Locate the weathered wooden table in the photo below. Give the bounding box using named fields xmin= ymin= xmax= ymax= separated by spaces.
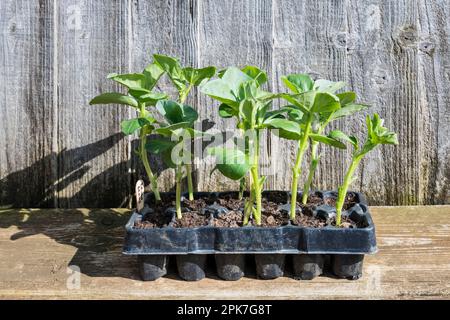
xmin=0 ymin=206 xmax=449 ymax=299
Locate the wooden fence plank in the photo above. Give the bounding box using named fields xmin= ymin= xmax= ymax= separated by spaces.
xmin=0 ymin=0 xmax=56 ymax=208
xmin=129 ymin=0 xmax=199 ymax=192
xmin=56 ymin=0 xmax=130 ymax=207
xmin=417 ymin=0 xmax=450 ymax=204
xmin=0 ymin=0 xmax=449 ymax=207
xmin=351 ymin=0 xmax=421 ymax=205
xmin=196 ymin=0 xmax=274 ymax=192
xmin=272 ymin=0 xmax=350 ymax=193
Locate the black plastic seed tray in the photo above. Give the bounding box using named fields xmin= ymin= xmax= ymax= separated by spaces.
xmin=123 ymin=191 xmax=376 ymax=281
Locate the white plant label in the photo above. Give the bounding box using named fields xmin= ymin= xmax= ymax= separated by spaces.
xmin=136 ymin=180 xmax=145 ymax=212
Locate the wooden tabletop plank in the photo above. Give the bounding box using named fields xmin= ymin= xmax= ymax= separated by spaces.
xmin=0 ymin=206 xmax=449 ymax=300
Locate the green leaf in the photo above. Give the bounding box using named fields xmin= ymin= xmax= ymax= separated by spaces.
xmin=107 ymin=73 xmax=146 ymax=89
xmin=201 ymin=79 xmax=237 ymax=106
xmin=263 ymin=108 xmax=288 ymax=121
xmin=311 ymin=92 xmax=340 ymax=113
xmin=336 ymin=92 xmax=356 ymax=105
xmin=183 ymin=66 xmax=216 ymax=86
xmin=241 ymin=66 xmax=268 ymax=86
xmin=284 ymin=107 xmax=304 ymax=122
xmin=329 ymin=130 xmax=358 ymax=148
xmin=256 ymin=90 xmax=281 ymax=101
xmin=134 ymin=91 xmax=167 ymax=105
xmin=181 ymin=104 xmax=199 ymax=123
xmin=217 ymin=68 xmax=226 ymax=78
xmin=89 ymin=92 xmax=138 ymax=108
xmin=310 ymin=133 xmax=346 ymax=149
xmin=128 ymin=87 xmax=151 ymax=97
xmin=239 ymin=100 xmax=257 ymax=127
xmin=330 ymin=103 xmax=369 ymax=120
xmin=218 ymin=103 xmax=237 ymax=118
xmin=161 ymin=149 xmax=177 ymax=168
xmin=146 ymin=138 xmax=176 ymax=154
xmin=156 ymin=100 xmax=183 ymax=124
xmin=353 ymin=113 xmax=398 ymax=157
xmin=208 ymin=147 xmax=251 ymax=180
xmin=313 ymin=79 xmax=346 ymax=93
xmin=256 ymin=101 xmax=271 ymax=124
xmin=280 ymin=93 xmax=310 ymax=114
xmin=282 ymin=74 xmax=314 ymax=93
xmin=258 ymin=176 xmax=267 ymax=188
xmin=220 ymin=67 xmax=253 ymax=95
xmin=153 ymin=54 xmax=186 ymax=91
xmin=120 ymin=117 xmax=154 ymax=135
xmin=381 ymin=134 xmax=399 ymax=145
xmin=156 ymin=100 xmax=198 ymax=124
xmin=264 ymin=118 xmax=302 ymax=140
xmin=155 ymin=122 xmax=192 ymax=136
xmin=128 ymin=88 xmax=167 ymax=105
xmin=366 ymin=114 xmax=398 ymax=146
xmin=238 ymin=81 xmax=259 ymax=100
xmin=143 ymin=63 xmax=165 ymax=90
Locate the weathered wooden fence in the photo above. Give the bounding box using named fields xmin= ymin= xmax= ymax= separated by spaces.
xmin=1 ymin=0 xmax=449 ymax=208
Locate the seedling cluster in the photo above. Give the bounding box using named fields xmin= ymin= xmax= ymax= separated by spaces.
xmin=91 ymin=55 xmax=397 ymax=227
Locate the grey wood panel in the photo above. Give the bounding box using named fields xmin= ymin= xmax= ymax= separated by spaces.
xmin=356 ymin=0 xmax=420 ymax=205
xmin=0 ymin=0 xmax=56 ymax=208
xmin=56 ymin=0 xmax=130 ymax=207
xmin=272 ymin=0 xmax=450 ymax=205
xmin=129 ymin=0 xmax=199 ymax=192
xmin=0 ymin=0 xmax=449 ymax=207
xmin=196 ymin=0 xmax=273 ymax=192
xmin=273 ymin=0 xmax=350 ymax=194
xmin=417 ymin=0 xmax=450 ymax=204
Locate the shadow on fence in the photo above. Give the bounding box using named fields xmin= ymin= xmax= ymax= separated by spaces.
xmin=0 ymin=119 xmax=223 ymax=209
xmin=0 ymin=132 xmax=180 ymax=209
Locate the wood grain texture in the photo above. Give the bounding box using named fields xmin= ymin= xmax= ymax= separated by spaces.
xmin=273 ymin=0 xmax=350 ymax=193
xmin=129 ymin=0 xmax=199 ymax=192
xmin=0 ymin=0 xmax=449 ymax=207
xmin=0 ymin=206 xmax=449 ymax=299
xmin=196 ymin=0 xmax=274 ymax=192
xmin=56 ymin=0 xmax=130 ymax=207
xmin=0 ymin=0 xmax=56 ymax=208
xmin=417 ymin=0 xmax=450 ymax=205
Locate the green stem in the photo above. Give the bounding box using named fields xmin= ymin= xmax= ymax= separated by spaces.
xmin=179 ymin=85 xmax=194 ymax=201
xmin=250 ymin=167 xmax=261 ymax=225
xmin=301 ymin=141 xmax=319 ymax=204
xmin=336 ymin=155 xmax=362 ymax=226
xmin=250 ymin=130 xmax=262 ymax=225
xmin=238 ymin=127 xmax=246 ymax=210
xmin=243 ymin=189 xmax=254 ymax=226
xmin=138 ymin=103 xmax=161 ymax=202
xmin=175 ymin=165 xmax=183 ymax=219
xmin=290 ymin=116 xmax=312 ymax=220
xmin=179 ymin=84 xmax=193 ymax=104
xmin=186 ymin=164 xmax=194 ymax=201
xmin=238 ymin=178 xmax=245 ymax=200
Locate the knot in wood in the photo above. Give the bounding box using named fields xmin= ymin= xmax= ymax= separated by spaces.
xmin=370 ymin=67 xmax=391 ymax=90
xmin=419 ymin=39 xmax=435 ymax=55
xmin=394 ymin=25 xmax=418 ymax=47
xmin=333 ymin=32 xmax=358 ymax=52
